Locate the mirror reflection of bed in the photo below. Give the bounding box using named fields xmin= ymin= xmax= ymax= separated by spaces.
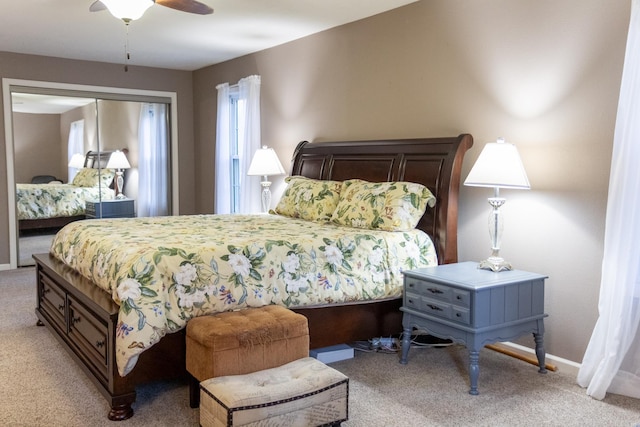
xmin=12 ymin=93 xmax=171 ymax=267
xmin=17 ymin=151 xmax=119 ymax=266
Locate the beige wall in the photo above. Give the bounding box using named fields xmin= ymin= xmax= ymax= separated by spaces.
xmin=192 ymin=0 xmax=630 ymax=364
xmin=13 ymin=112 xmax=62 ymax=183
xmin=0 ymin=52 xmax=195 ymax=264
xmin=0 ymin=0 xmax=630 ymax=364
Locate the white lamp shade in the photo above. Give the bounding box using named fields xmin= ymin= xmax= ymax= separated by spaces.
xmin=68 ymin=153 xmax=85 ymax=169
xmin=464 ymin=138 xmax=530 ymax=189
xmin=101 ymin=0 xmax=153 ymax=21
xmin=106 ymin=150 xmax=131 ymax=169
xmin=247 ymin=146 xmax=285 ymax=177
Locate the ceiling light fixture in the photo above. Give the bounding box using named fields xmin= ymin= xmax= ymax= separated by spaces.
xmin=100 ymin=0 xmax=154 ymax=23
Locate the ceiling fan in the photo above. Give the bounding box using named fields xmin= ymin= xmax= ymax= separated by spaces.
xmin=91 ymin=0 xmax=213 ymax=22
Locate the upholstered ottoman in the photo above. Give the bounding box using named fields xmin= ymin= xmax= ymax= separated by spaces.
xmin=200 ymin=357 xmax=349 ymax=427
xmin=186 ymin=305 xmax=310 ymax=408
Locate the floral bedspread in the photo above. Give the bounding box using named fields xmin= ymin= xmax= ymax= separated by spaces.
xmin=50 ymin=214 xmax=437 ymax=376
xmin=17 ymin=183 xmax=114 ymax=220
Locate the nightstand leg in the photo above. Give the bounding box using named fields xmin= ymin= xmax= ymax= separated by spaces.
xmin=534 ymin=330 xmax=547 ymax=374
xmin=399 ymin=326 xmax=412 ymax=364
xmin=468 ymin=349 xmax=480 ymax=395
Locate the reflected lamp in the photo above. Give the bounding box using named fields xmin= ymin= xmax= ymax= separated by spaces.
xmin=247 ymin=146 xmax=285 ymax=213
xmin=464 ymin=137 xmax=530 ymax=272
xmin=106 ymin=150 xmax=131 ymax=199
xmin=68 ymin=153 xmax=85 ymax=169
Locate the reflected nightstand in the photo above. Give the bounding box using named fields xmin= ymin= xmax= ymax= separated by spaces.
xmin=86 ymin=199 xmax=135 ymax=219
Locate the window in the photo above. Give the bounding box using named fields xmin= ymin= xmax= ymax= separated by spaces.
xmin=215 ymin=75 xmax=261 ymax=214
xmin=229 ymin=90 xmax=246 ymax=213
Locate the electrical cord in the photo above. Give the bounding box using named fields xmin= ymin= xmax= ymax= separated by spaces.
xmin=351 ymin=332 xmax=454 ymax=354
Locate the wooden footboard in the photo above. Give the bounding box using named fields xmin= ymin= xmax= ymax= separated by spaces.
xmin=33 ymin=252 xmax=402 ymax=420
xmin=34 ymin=253 xmax=187 ymax=421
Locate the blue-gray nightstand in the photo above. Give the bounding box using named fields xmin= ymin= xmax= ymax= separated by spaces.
xmin=399 ymin=261 xmax=548 ymax=395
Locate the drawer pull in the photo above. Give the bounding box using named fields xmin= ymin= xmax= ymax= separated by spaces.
xmin=57 ymin=304 xmax=64 ymax=312
xmin=427 ymin=288 xmax=443 ymax=295
xmin=456 ymin=313 xmax=461 ymax=317
xmin=72 ymin=316 xmax=81 ymax=325
xmin=408 ymin=283 xmax=415 ymax=288
xmin=427 ymin=304 xmax=443 ymax=311
xmin=96 ymin=340 xmax=106 ymax=348
xmin=456 ymin=295 xmax=462 ymax=300
xmin=408 ymin=298 xmax=414 ymax=304
xmin=43 ymin=288 xmax=51 ymax=294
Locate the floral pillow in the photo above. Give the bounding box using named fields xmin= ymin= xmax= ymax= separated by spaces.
xmin=331 ymin=179 xmax=436 ymax=231
xmin=274 ymin=176 xmax=343 ymax=222
xmin=72 ymin=168 xmax=115 ymax=188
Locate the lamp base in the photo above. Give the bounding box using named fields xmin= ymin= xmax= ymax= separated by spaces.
xmin=477 ymin=256 xmax=512 ymax=272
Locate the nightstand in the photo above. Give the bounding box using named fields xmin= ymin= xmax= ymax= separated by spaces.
xmin=399 ymin=261 xmax=548 ymax=395
xmin=86 ymin=199 xmax=135 ymax=219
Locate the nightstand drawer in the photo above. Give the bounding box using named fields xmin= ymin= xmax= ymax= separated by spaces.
xmin=452 ymin=306 xmax=471 ymax=324
xmin=405 ymin=277 xmax=452 ymax=302
xmin=404 ymin=292 xmax=422 ymax=311
xmin=422 ymin=297 xmax=453 ymax=320
xmin=452 ymin=289 xmax=471 ymax=308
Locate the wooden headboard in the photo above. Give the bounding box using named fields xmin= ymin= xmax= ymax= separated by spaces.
xmin=290 ymin=134 xmax=473 ymax=265
xmin=84 ymin=150 xmax=117 ymax=168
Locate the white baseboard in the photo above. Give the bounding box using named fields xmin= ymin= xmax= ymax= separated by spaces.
xmin=0 ymin=263 xmax=12 ymax=271
xmin=500 ymin=341 xmax=582 ymax=377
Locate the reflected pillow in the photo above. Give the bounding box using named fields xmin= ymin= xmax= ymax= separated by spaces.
xmin=331 ymin=179 xmax=436 ymax=231
xmin=72 ymin=168 xmax=115 ymax=188
xmin=274 ymin=176 xmax=343 ymax=222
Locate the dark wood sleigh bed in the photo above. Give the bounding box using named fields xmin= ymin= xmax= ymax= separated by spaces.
xmin=33 ymin=134 xmax=473 ymax=420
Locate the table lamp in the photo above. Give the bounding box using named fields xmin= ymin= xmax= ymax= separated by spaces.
xmin=464 ymin=137 xmax=530 ymax=272
xmin=247 ymin=146 xmax=285 ymax=213
xmin=106 ymin=150 xmax=131 ymax=199
xmin=68 ymin=153 xmax=85 ymax=169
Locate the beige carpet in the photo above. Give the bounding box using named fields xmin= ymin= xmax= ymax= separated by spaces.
xmin=18 ymin=232 xmax=55 ymax=267
xmin=1 ymin=267 xmax=639 ymax=426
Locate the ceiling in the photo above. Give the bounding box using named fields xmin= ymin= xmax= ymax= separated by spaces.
xmin=0 ymin=0 xmax=417 ymax=72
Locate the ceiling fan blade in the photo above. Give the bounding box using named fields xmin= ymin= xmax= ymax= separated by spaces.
xmin=156 ymin=0 xmax=213 ymax=15
xmin=89 ymin=1 xmax=107 ymax=12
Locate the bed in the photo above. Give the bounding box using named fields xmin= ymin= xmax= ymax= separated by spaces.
xmin=33 ymin=134 xmax=473 ymax=420
xmin=18 ymin=151 xmax=116 ymax=232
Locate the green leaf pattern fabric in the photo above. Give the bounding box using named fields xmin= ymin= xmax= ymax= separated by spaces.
xmin=16 ymin=183 xmax=115 ymax=220
xmin=331 ymin=180 xmax=436 ymax=231
xmin=50 ymin=214 xmax=437 ymax=376
xmin=274 ymin=176 xmax=343 ymax=222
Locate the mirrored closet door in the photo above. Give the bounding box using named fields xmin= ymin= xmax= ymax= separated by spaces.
xmin=9 ymin=86 xmax=173 ymax=267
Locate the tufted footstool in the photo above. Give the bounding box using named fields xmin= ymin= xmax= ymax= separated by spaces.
xmin=186 ymin=305 xmax=310 ymax=408
xmin=200 ymin=357 xmax=349 ymax=427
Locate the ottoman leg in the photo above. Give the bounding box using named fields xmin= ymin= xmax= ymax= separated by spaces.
xmin=189 ymin=374 xmax=200 ymax=408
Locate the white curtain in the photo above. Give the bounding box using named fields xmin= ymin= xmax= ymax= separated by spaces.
xmin=237 ymin=75 xmax=262 ymax=214
xmin=214 ymin=75 xmax=262 ymax=214
xmin=67 ymin=119 xmax=84 ymax=182
xmin=138 ymin=103 xmax=169 ymax=217
xmin=215 ymin=82 xmax=232 ymax=213
xmin=577 ymin=0 xmax=640 ymax=400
